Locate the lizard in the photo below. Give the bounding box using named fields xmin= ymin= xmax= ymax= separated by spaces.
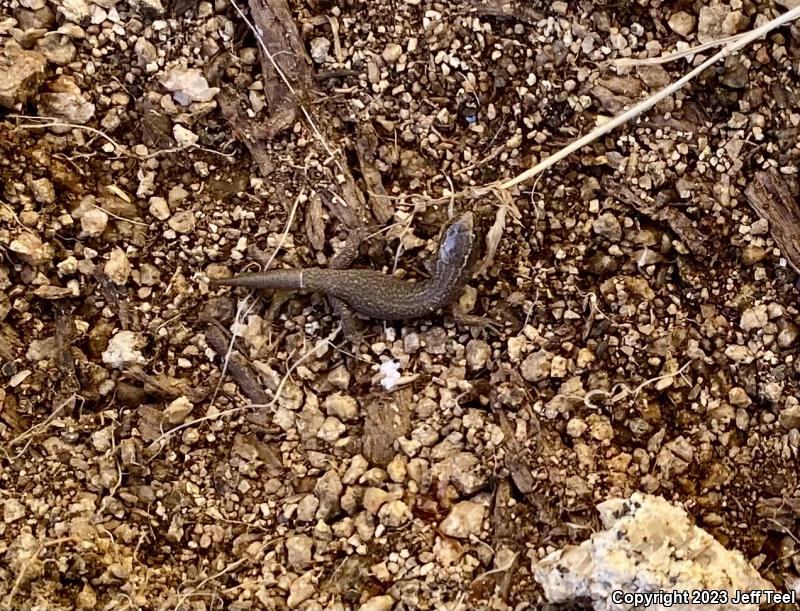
xmin=210 ymin=211 xmax=492 ymax=327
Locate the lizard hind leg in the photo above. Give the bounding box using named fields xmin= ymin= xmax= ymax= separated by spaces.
xmin=331 ymin=298 xmax=367 ymax=350
xmin=329 ymin=225 xmax=379 ymax=270
xmin=451 ymin=305 xmax=503 ymax=334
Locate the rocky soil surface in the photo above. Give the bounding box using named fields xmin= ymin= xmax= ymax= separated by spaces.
xmin=1 ymin=0 xmax=800 ymax=609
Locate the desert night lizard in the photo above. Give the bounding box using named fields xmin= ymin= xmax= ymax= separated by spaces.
xmin=211 ymin=212 xmax=476 ymax=320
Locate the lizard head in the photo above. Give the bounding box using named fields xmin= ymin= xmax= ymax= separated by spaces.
xmin=436 ymin=211 xmax=474 ymax=268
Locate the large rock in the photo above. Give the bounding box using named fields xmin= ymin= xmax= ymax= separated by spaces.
xmin=534 ymin=492 xmax=772 ymax=611
xmin=38 ymin=75 xmax=95 ymax=124
xmin=0 ymin=44 xmax=47 ymax=109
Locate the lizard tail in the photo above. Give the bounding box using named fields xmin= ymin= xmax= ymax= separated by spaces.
xmin=211 ymin=268 xmax=307 ymax=290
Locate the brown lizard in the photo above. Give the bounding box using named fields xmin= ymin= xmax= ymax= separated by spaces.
xmin=211 ymin=211 xmax=490 ymax=325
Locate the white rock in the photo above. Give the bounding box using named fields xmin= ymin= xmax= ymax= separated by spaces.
xmin=80 ymin=208 xmax=108 ymax=236
xmin=431 ymin=452 xmax=487 ymax=496
xmin=739 ymin=305 xmax=768 ymax=332
xmin=521 ymin=349 xmax=553 ymax=382
xmin=30 ymin=177 xmax=56 ymax=203
xmin=779 ymin=400 xmax=800 ymax=430
xmin=363 ymin=487 xmax=390 ymax=515
xmin=309 ymin=37 xmax=330 ymax=63
xmin=439 ymin=501 xmax=484 ymax=539
xmin=566 ymin=418 xmax=588 ymax=438
xmin=168 ymin=210 xmax=194 ymax=234
xmin=91 ymin=426 xmax=114 ymax=452
xmin=728 ymin=387 xmax=751 ymax=408
xmin=382 ymin=43 xmax=403 ymax=63
xmin=592 ymin=212 xmax=622 ymax=242
xmin=102 ymin=331 xmax=146 ymax=368
xmin=165 ymin=396 xmax=194 ymax=424
xmin=386 ymin=455 xmax=406 ymax=483
xmin=358 ymin=594 xmax=394 ymax=611
xmin=724 ymin=344 xmax=752 ymax=363
xmin=10 ymin=231 xmax=51 ymax=265
xmin=323 ymin=392 xmax=359 ymax=421
xmin=550 ymin=355 xmax=568 ymax=378
xmin=3 ymin=499 xmax=26 ymax=523
xmin=148 ymin=197 xmax=171 ymax=220
xmin=314 ymin=470 xmax=342 ymax=520
xmin=56 ymin=0 xmax=89 ymax=22
xmin=104 ymin=247 xmax=131 ymax=285
xmin=285 ymin=535 xmax=313 ymax=568
xmin=286 ymin=571 xmax=315 ymax=608
xmin=295 ymin=495 xmax=319 ymax=522
xmin=35 ymin=34 xmax=76 ymax=65
xmin=134 ymin=38 xmax=158 ymax=65
xmin=342 ymin=454 xmax=369 ymax=485
xmin=160 ymin=66 xmax=219 ymax=105
xmin=173 ymin=124 xmax=198 ymax=147
xmin=778 ymin=322 xmax=798 ymax=348
xmin=379 ymin=359 xmax=401 ymax=390
xmin=316 ymin=416 xmax=346 ymax=442
xmin=465 ymin=339 xmax=491 ymax=371
xmin=168 ymin=185 xmax=189 ymax=206
xmin=534 ymin=492 xmax=772 ymax=611
xmin=668 ymin=11 xmax=696 ymax=37
xmin=378 ymin=500 xmax=411 ymax=528
xmin=26 ymin=337 xmax=58 ymax=361
xmin=697 ymin=5 xmax=729 ymax=43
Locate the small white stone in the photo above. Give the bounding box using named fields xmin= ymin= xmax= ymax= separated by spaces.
xmin=342 ymin=455 xmax=369 ymax=485
xmin=323 ymin=392 xmax=359 ymax=421
xmin=750 ymin=218 xmax=769 ymax=235
xmin=10 ymin=231 xmax=50 ymax=265
xmin=382 ymin=43 xmax=403 ymax=63
xmin=378 ymin=500 xmax=411 ymax=528
xmin=550 ymin=355 xmax=568 ymax=378
xmin=466 ymin=339 xmax=491 ymax=371
xmin=668 ymin=11 xmax=696 ymax=37
xmin=316 ymin=416 xmax=346 ymax=442
xmin=363 ymin=487 xmax=390 ymax=515
xmin=358 ymin=595 xmax=394 ymax=611
xmin=168 ymin=210 xmax=194 ymax=233
xmin=80 ymin=208 xmax=108 ymax=237
xmin=285 ymin=535 xmax=314 ymax=568
xmin=3 ymin=499 xmax=26 ymax=523
xmin=566 ymin=418 xmax=588 ymax=438
xmin=104 ymin=247 xmax=131 ymax=285
xmin=309 ymin=37 xmax=330 ymax=63
xmin=30 ymin=177 xmax=56 ymax=203
xmin=160 ymin=66 xmax=219 ymax=105
xmin=739 ymin=305 xmax=768 ymax=332
xmin=148 ymin=197 xmax=171 ymax=220
xmin=439 ymin=501 xmax=484 ymax=539
xmin=165 ymin=396 xmax=194 ymax=424
xmin=728 ymin=387 xmax=751 ymax=408
xmin=173 ymin=124 xmax=198 ymax=147
xmin=592 ymin=212 xmax=622 ymax=242
xmin=102 ymin=331 xmax=146 ymax=368
xmin=286 ymin=571 xmax=315 ymax=608
xmin=724 ymin=344 xmax=752 ymax=363
xmin=57 ymin=0 xmax=89 ymax=22
xmin=521 ymin=349 xmax=553 ymax=382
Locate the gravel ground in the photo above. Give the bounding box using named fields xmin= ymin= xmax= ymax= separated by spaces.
xmin=1 ymin=0 xmax=800 ymax=609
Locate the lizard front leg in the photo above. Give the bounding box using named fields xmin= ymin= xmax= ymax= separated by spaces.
xmin=328 ymin=225 xmax=378 ymax=347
